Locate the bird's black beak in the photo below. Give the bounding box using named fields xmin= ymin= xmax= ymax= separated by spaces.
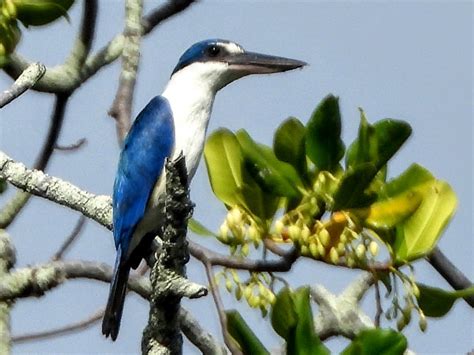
xmin=227 ymin=51 xmax=307 ymax=74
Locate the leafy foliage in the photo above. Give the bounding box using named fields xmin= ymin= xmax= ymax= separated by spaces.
xmin=341 ymin=328 xmax=408 ymax=355
xmin=200 ymin=94 xmax=459 ymax=352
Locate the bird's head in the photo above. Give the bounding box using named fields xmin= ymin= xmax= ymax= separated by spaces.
xmin=170 ymin=39 xmax=306 ymax=92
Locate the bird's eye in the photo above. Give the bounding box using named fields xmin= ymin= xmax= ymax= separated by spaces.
xmin=207 ymin=45 xmax=220 ymax=57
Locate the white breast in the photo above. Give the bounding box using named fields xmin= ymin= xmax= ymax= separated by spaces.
xmin=127 ymin=62 xmax=225 ymax=257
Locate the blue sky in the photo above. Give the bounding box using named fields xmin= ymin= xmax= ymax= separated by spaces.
xmin=0 ymin=1 xmax=472 ymax=353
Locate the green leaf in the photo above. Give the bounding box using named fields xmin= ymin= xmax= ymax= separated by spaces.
xmin=380 ymin=164 xmax=434 ymax=199
xmin=226 ymin=310 xmax=269 ymax=355
xmin=271 ymin=287 xmax=329 ymax=355
xmin=346 ymin=109 xmax=377 ymax=168
xmin=417 ymin=284 xmax=474 ymax=317
xmin=342 ymin=328 xmax=407 ymax=355
xmin=346 ymin=114 xmax=411 ymax=172
xmin=291 ymin=287 xmax=330 ymax=355
xmin=15 ymin=0 xmax=75 ymax=26
xmin=332 ymin=163 xmax=378 ymax=210
xmin=236 ymin=129 xmax=303 ymax=199
xmin=271 ymin=287 xmax=297 ymax=340
xmin=373 ymin=119 xmax=412 ymax=169
xmin=306 ymin=94 xmax=345 ymax=172
xmin=188 ymin=218 xmax=216 ymax=237
xmin=273 ymin=117 xmax=307 ymax=178
xmin=204 ymin=129 xmax=279 ymax=222
xmin=204 ymin=129 xmax=246 ymax=207
xmin=393 ymin=181 xmax=457 ymax=262
xmin=351 ymin=190 xmax=423 ymax=230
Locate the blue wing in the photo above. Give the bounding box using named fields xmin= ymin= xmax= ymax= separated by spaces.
xmin=112 ymin=96 xmax=174 ymax=258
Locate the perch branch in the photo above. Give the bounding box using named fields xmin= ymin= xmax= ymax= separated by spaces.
xmin=0 ymin=63 xmax=45 ymax=108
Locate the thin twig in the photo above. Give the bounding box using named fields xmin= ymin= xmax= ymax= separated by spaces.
xmin=427 ymin=247 xmax=474 ymax=307
xmin=204 ymin=262 xmax=241 ymax=355
xmin=374 ymin=279 xmax=382 ymax=327
xmin=51 ymin=216 xmax=87 ymax=261
xmin=189 ymin=240 xmax=298 ymax=272
xmin=109 ymin=0 xmax=144 ymax=143
xmin=0 ymin=63 xmax=45 ymax=108
xmin=12 ymin=307 xmax=104 ymax=343
xmin=55 ymin=138 xmax=87 ymax=152
xmin=141 ymin=0 xmax=196 ymax=35
xmin=0 ymin=94 xmax=70 ymax=229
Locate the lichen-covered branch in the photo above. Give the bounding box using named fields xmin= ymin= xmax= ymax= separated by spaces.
xmin=2 ymin=0 xmax=195 ymax=94
xmin=0 ymin=63 xmax=45 ymax=108
xmin=0 ymin=151 xmax=112 ymax=229
xmin=0 ymin=260 xmax=150 ymax=301
xmin=311 ymin=273 xmax=375 ymax=340
xmin=178 ymin=308 xmax=227 ymax=355
xmin=141 ymin=156 xmax=207 ymax=355
xmin=0 ymin=230 xmax=15 ymax=354
xmin=109 ymin=0 xmax=144 ymax=142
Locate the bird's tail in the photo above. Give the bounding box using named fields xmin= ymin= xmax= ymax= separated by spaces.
xmin=102 ymin=247 xmax=130 ymax=341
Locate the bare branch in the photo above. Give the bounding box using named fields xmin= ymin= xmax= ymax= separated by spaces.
xmin=0 ymin=230 xmax=16 ymax=354
xmin=427 ymin=247 xmax=474 ymax=307
xmin=0 ymin=94 xmax=70 ymax=228
xmin=2 ymin=0 xmax=98 ymax=93
xmin=109 ymin=0 xmax=144 ymax=143
xmin=2 ymin=0 xmax=195 ymax=93
xmin=179 ymin=307 xmax=227 ymax=355
xmin=204 ymin=262 xmax=241 ymax=355
xmin=0 ymin=150 xmax=113 ymax=230
xmin=12 ymin=307 xmax=104 ymax=343
xmin=141 ymin=0 xmax=197 ymax=35
xmin=55 ymin=138 xmax=87 ymax=152
xmin=0 ymin=260 xmax=150 ymax=301
xmin=51 ymin=216 xmax=87 ymax=261
xmin=0 ymin=63 xmax=45 ymax=108
xmin=189 ymin=240 xmax=298 ymax=272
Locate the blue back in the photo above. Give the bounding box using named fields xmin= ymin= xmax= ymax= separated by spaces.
xmin=112 ymin=96 xmax=174 ymax=256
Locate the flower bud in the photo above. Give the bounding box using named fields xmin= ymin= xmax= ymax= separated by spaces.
xmin=235 ymin=286 xmax=243 ymax=300
xmin=219 ymin=222 xmax=229 ymax=238
xmin=317 ymin=242 xmax=326 ymax=257
xmin=248 ymin=224 xmax=259 ymax=241
xmin=300 ymin=245 xmax=309 ymax=256
xmin=275 ymin=219 xmax=285 ymax=234
xmin=319 ymin=228 xmax=330 ymax=247
xmin=249 ymin=295 xmax=260 ymax=308
xmin=241 ymin=243 xmax=249 ymax=256
xmin=243 ymin=286 xmax=252 ymax=301
xmin=419 ymin=313 xmax=427 ymax=332
xmin=225 ymin=279 xmax=233 ymax=292
xmin=329 ymin=247 xmax=339 ymax=264
xmin=288 ymin=225 xmax=301 ymax=242
xmin=369 ymin=241 xmax=379 ymax=256
xmin=301 ymin=226 xmax=310 ymax=244
xmin=309 ymin=242 xmax=319 ymax=258
xmin=356 ymin=244 xmax=366 ymax=259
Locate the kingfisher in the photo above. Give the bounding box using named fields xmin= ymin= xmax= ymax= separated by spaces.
xmin=102 ymin=39 xmax=306 ymax=340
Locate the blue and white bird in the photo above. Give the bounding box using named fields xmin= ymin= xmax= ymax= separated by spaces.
xmin=102 ymin=39 xmax=305 ymax=340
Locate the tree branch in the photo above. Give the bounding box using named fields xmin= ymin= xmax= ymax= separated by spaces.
xmin=142 ymin=155 xmax=206 ymax=355
xmin=189 ymin=240 xmax=298 ymax=272
xmin=0 ymin=230 xmax=16 ymax=353
xmin=51 ymin=215 xmax=87 ymax=261
xmin=178 ymin=307 xmax=227 ymax=355
xmin=0 ymin=260 xmax=150 ymax=301
xmin=2 ymin=0 xmax=98 ymax=93
xmin=2 ymin=0 xmax=195 ymax=93
xmin=12 ymin=307 xmax=104 ymax=343
xmin=0 ymin=150 xmax=112 ymax=229
xmin=0 ymin=63 xmax=45 ymax=108
xmin=0 ymin=93 xmax=71 ymax=229
xmin=427 ymin=247 xmax=474 ymax=307
xmin=109 ymin=0 xmax=144 ymax=143
xmin=204 ymin=262 xmax=241 ymax=355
